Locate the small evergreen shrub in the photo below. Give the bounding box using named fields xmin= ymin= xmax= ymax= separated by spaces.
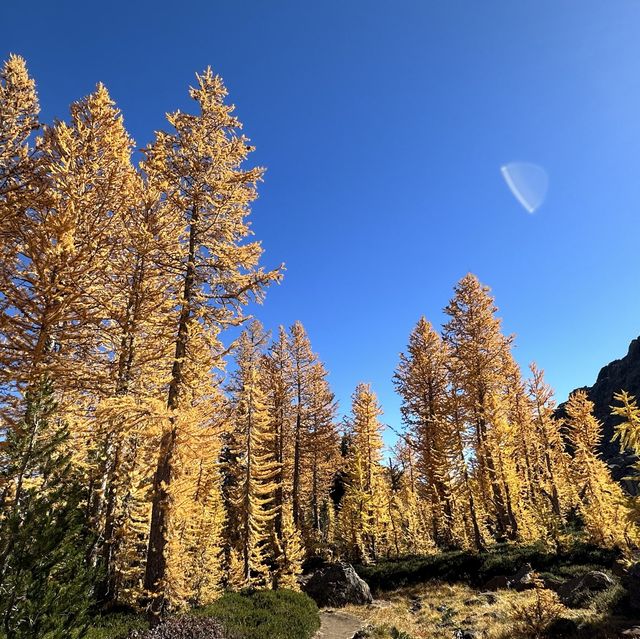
xmin=588 ymin=582 xmax=626 ymax=614
xmin=0 ymin=381 xmax=98 ymax=639
xmin=127 ymin=616 xmax=228 ymax=638
xmin=84 ymin=613 xmax=147 ymax=639
xmin=197 ymin=589 xmax=320 ymax=639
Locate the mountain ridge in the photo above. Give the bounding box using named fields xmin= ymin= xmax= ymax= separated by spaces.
xmin=558 ymin=336 xmax=640 ymax=490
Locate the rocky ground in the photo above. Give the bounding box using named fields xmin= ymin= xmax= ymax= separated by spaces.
xmin=298 ymin=550 xmax=640 ymax=638
xmin=315 ymin=610 xmax=364 ymax=639
xmin=342 ymin=577 xmax=636 ymax=639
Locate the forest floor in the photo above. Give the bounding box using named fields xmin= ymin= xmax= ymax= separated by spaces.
xmin=343 ymin=581 xmax=632 ymax=639
xmin=315 ymin=610 xmax=364 ymax=639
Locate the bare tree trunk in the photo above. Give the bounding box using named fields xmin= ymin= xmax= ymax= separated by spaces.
xmin=292 ymin=375 xmax=302 ymax=526
xmin=145 ymin=212 xmax=197 ymax=625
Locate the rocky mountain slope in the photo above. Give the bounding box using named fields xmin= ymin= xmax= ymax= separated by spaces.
xmin=559 ymin=337 xmax=640 ymax=489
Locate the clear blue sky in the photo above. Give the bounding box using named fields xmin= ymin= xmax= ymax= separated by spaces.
xmin=5 ymin=2 xmax=640 ymax=447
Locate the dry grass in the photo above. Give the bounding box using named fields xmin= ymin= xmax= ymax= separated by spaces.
xmin=344 ymin=581 xmax=594 ymax=639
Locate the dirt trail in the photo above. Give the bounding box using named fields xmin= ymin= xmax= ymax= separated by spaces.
xmin=315 ymin=609 xmax=363 ymax=639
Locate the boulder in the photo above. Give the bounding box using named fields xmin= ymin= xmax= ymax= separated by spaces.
xmin=540 ymin=575 xmax=564 ymax=592
xmin=302 ymin=562 xmax=373 ymax=608
xmin=510 ymin=563 xmax=535 ymax=591
xmin=558 ymin=570 xmax=615 ymax=607
xmin=478 ymin=591 xmax=497 ymax=604
xmin=621 ymin=627 xmax=640 ymax=638
xmin=613 ymin=559 xmax=629 ymax=578
xmin=482 ymin=563 xmax=534 ymax=591
xmin=483 ymin=575 xmax=509 ymax=591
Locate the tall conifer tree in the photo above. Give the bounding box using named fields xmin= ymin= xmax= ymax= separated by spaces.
xmin=142 ymin=69 xmax=280 ymax=619
xmin=228 ymin=321 xmax=279 ymax=587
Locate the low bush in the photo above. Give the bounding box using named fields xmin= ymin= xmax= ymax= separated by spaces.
xmin=127 ymin=616 xmax=228 ymax=639
xmin=197 ymin=589 xmax=320 ymax=639
xmin=355 ymin=541 xmax=620 ymax=592
xmin=510 ymin=581 xmax=567 ymax=638
xmin=590 ymin=583 xmax=627 ymax=614
xmin=84 ymin=612 xmax=146 ymax=639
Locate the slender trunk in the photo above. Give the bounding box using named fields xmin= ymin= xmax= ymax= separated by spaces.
xmin=243 ymin=394 xmax=253 ymax=583
xmin=96 ymin=443 xmax=121 ymax=603
xmin=453 ymin=417 xmax=484 ymax=551
xmin=544 ymin=450 xmax=562 ymax=518
xmin=274 ymin=399 xmax=284 ymax=539
xmin=94 ymin=257 xmax=145 ymax=602
xmin=292 ymin=375 xmax=302 ymax=526
xmin=145 ymin=210 xmax=198 ymax=625
xmin=311 ymin=446 xmax=319 ymax=531
xmin=477 ymin=411 xmax=509 ymax=540
xmin=535 ymin=403 xmax=563 ymax=518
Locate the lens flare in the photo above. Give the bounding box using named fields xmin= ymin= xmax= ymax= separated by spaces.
xmin=501 ymin=162 xmax=548 ymax=214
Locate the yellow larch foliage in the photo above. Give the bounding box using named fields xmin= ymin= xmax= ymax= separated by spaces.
xmin=302 ymin=360 xmax=339 ymax=549
xmin=612 ymin=391 xmax=640 ymax=544
xmin=337 ymin=383 xmax=387 ymax=562
xmin=0 ymin=54 xmax=39 ymax=241
xmin=387 ymin=443 xmax=435 ymax=556
xmin=287 ymin=321 xmax=320 ymax=532
xmin=261 ymin=322 xmax=339 ymax=553
xmin=511 ymin=578 xmax=567 ymax=639
xmin=261 ymin=326 xmax=294 ymax=549
xmin=0 ymin=82 xmax=136 ymax=427
xmin=94 ymin=395 xmax=166 ymax=607
xmin=525 ymin=364 xmax=576 ymax=543
xmin=229 ymin=321 xmax=279 ymax=588
xmin=274 ymin=500 xmax=304 ymax=590
xmin=141 ymin=68 xmax=281 ymax=618
xmin=565 ymin=390 xmax=633 ymax=548
xmin=394 ymin=317 xmax=467 ymax=547
xmin=443 ymin=274 xmax=526 ymax=543
xmin=165 ymin=326 xmax=227 ymax=607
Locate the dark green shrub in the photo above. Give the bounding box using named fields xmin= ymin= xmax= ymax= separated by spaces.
xmin=84 ymin=613 xmax=146 ymax=639
xmin=589 ymin=582 xmax=626 ymax=614
xmin=355 ymin=541 xmax=620 ymax=592
xmin=0 ymin=380 xmax=98 ymax=639
xmin=127 ymin=616 xmax=228 ymax=638
xmin=197 ymin=589 xmax=320 ymax=639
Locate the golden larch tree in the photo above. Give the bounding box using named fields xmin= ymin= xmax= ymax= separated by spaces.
xmin=565 ymin=390 xmax=632 ymax=548
xmin=337 ymin=383 xmax=386 ymax=562
xmin=228 ymin=321 xmax=279 ymax=588
xmin=443 ymin=274 xmax=522 ymax=542
xmin=394 ymin=317 xmax=461 ymax=547
xmin=0 ymin=54 xmax=39 ymax=236
xmin=525 ymin=364 xmax=575 ymax=542
xmin=141 ymin=69 xmax=281 ymax=619
xmin=261 ymin=326 xmax=293 ymax=543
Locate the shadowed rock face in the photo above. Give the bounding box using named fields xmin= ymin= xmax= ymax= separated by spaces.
xmin=302 ymin=562 xmax=372 ymax=608
xmin=558 ymin=337 xmax=640 ymax=491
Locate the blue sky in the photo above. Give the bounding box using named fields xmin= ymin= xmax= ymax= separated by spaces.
xmin=4 ymin=2 xmax=640 ymax=446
